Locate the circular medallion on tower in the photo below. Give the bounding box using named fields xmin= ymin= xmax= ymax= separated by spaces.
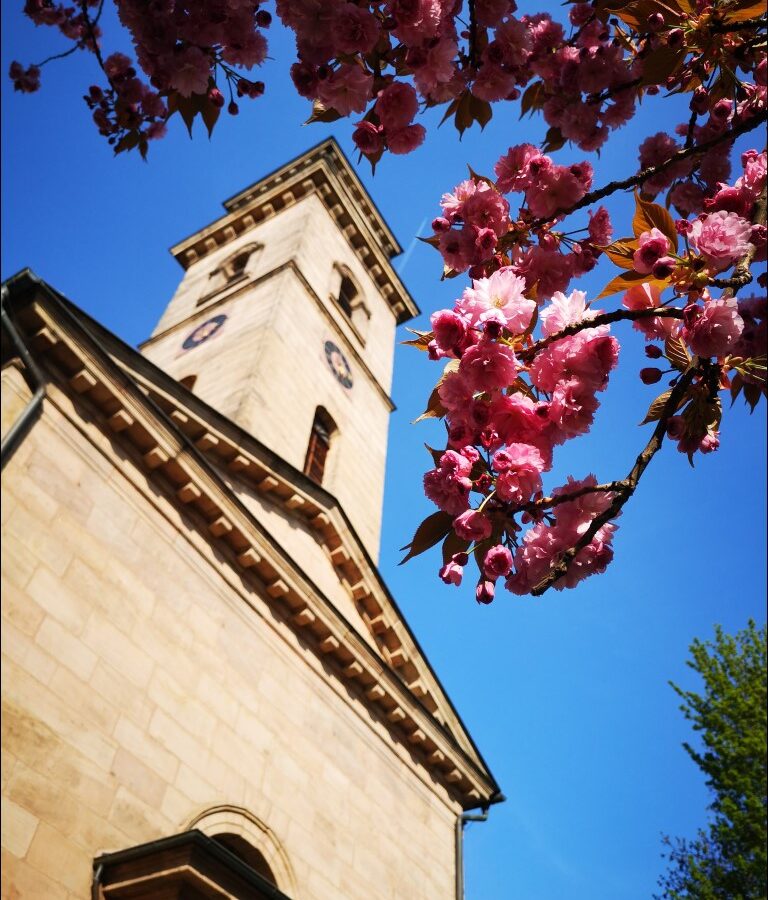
xmin=324 ymin=340 xmax=353 ymax=390
xmin=181 ymin=314 xmax=228 ymax=351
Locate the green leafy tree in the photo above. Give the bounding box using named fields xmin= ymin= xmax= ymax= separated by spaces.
xmin=657 ymin=620 xmax=767 ymax=900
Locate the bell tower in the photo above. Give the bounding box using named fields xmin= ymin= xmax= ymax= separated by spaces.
xmin=140 ymin=140 xmax=419 ymax=559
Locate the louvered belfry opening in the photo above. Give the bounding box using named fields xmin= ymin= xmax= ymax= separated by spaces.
xmin=303 ymin=408 xmax=336 ymax=485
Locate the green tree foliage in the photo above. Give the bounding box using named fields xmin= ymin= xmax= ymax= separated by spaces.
xmin=657 ymin=620 xmax=767 ymax=900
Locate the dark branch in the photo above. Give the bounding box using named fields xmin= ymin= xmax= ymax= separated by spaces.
xmin=516 ymin=481 xmax=627 ymax=514
xmin=529 ymin=367 xmax=697 ymax=596
xmin=529 ymin=112 xmax=767 ymax=228
xmin=519 ymin=306 xmax=685 ymax=362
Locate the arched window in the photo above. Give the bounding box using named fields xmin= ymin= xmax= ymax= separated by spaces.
xmin=179 ymin=374 xmax=197 ymax=391
xmin=226 ymin=251 xmax=250 ymax=282
xmin=332 ymin=264 xmax=370 ymax=341
xmin=213 ymin=834 xmax=277 ymax=886
xmin=337 ymin=275 xmax=357 ymax=318
xmin=303 ymin=407 xmax=336 ymax=485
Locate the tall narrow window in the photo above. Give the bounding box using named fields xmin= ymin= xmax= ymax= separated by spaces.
xmin=337 ymin=275 xmax=357 ymax=318
xmin=303 ymin=408 xmax=336 ymax=485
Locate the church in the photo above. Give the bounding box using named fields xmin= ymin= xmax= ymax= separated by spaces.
xmin=1 ymin=139 xmax=502 ymax=898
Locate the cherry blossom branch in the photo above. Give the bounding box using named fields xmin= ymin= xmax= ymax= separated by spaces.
xmin=529 ymin=112 xmax=767 ymax=229
xmin=518 ymin=306 xmax=685 ymax=362
xmin=516 ymin=481 xmax=627 ymax=514
xmin=529 ymin=367 xmax=697 ymax=596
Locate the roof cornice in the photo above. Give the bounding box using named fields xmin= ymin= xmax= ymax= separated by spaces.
xmin=3 ymin=274 xmax=500 ymax=810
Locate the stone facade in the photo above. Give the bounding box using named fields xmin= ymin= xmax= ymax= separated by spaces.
xmin=1 ymin=140 xmax=500 ymax=899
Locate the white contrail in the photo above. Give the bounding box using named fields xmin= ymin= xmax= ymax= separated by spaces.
xmin=396 ymin=217 xmax=429 ymax=277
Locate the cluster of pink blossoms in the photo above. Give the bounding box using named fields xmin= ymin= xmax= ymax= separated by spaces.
xmin=417 ymin=130 xmax=766 ymax=600
xmin=11 ymin=0 xmax=766 ymax=165
xmin=423 ymin=277 xmax=620 ymax=599
xmin=11 ymin=0 xmax=271 ymax=145
xmin=431 ymin=144 xmax=606 ymax=298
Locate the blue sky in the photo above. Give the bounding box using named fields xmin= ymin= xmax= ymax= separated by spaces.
xmin=2 ymin=4 xmax=766 ymax=898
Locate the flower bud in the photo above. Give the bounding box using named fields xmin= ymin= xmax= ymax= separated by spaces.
xmin=228 ymin=100 xmax=239 ymax=116
xmin=453 ymin=552 xmax=469 ymax=566
xmin=645 ymin=344 xmax=663 ymax=359
xmin=439 ymin=561 xmax=463 ymax=586
xmin=484 ymin=320 xmax=502 ymax=340
xmin=666 ymin=415 xmax=686 ymax=439
xmin=475 ymin=579 xmax=496 ymax=605
xmin=648 ymin=12 xmax=665 ymax=31
xmin=690 ymin=87 xmax=709 ymax=115
xmin=208 ymin=87 xmax=225 ymax=108
xmin=666 ymin=28 xmax=684 ymax=48
xmin=652 ymin=255 xmax=677 ymax=279
xmin=640 ymin=367 xmax=663 ymax=384
xmin=255 ymin=9 xmax=271 ymax=26
xmin=432 ymin=216 xmax=451 ymax=233
xmin=474 ymin=473 xmax=493 ymax=492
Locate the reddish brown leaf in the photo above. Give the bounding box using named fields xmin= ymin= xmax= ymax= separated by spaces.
xmin=640 ymin=388 xmax=674 ymax=425
xmin=632 ymin=190 xmax=678 ymax=250
xmin=520 ymin=81 xmax=546 ymax=118
xmin=604 ymin=238 xmax=639 ymax=271
xmin=399 ymin=511 xmax=453 ymax=564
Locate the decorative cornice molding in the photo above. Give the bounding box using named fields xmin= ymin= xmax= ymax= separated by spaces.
xmin=167 ymin=140 xmax=419 ymax=325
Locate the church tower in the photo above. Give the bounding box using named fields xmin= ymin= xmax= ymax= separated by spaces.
xmin=140 ymin=140 xmax=418 ymax=559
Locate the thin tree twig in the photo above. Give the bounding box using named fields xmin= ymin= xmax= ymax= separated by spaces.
xmin=529 ymin=367 xmax=697 ymax=596
xmin=33 ymin=44 xmax=80 ymax=68
xmin=467 ymin=0 xmax=479 ymax=68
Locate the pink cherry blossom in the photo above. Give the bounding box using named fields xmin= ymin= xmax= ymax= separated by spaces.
xmin=169 ymin=46 xmax=211 ymax=97
xmin=387 ymin=124 xmax=426 ymax=155
xmin=316 ymin=65 xmax=372 ymax=116
xmin=423 ymin=448 xmax=474 ymax=515
xmin=376 ymin=81 xmax=419 ymax=131
xmin=540 ymin=290 xmax=592 ymax=337
xmin=484 ymin=544 xmax=514 ymax=579
xmin=633 ymin=228 xmax=671 ymax=274
xmin=459 ymin=339 xmax=518 ymax=392
xmin=683 ymin=297 xmax=744 ymax=358
xmin=439 ymin=559 xmax=464 ymax=586
xmin=454 ymin=509 xmax=493 ymax=543
xmin=623 ymin=283 xmax=676 ymax=341
xmin=494 ymin=442 xmax=545 ymax=504
xmin=431 ymin=309 xmax=470 ymax=355
xmin=688 ymin=211 xmax=754 ymax=272
xmin=587 ymin=206 xmax=613 ymax=245
xmin=457 ymin=268 xmax=535 ymax=333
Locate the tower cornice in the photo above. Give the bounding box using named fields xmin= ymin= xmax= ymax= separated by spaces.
xmin=168 ymin=139 xmax=420 ymax=325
